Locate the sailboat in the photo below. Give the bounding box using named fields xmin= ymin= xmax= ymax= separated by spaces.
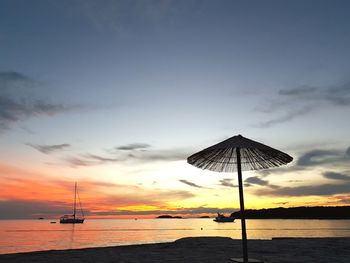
xmin=60 ymin=182 xmax=85 ymax=224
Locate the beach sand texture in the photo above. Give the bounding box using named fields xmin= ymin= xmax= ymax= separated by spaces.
xmin=0 ymin=237 xmax=349 ymax=263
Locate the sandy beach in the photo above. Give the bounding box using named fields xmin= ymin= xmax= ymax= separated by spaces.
xmin=0 ymin=237 xmax=349 ymax=263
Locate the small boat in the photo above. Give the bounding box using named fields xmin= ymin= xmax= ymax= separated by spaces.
xmin=214 ymin=213 xmax=235 ymax=222
xmin=60 ymin=182 xmax=85 ymax=224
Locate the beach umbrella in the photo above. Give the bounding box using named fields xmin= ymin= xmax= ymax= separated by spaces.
xmin=187 ymin=134 xmax=293 ymax=263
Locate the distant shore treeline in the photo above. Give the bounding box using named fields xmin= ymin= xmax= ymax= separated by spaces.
xmin=231 ymin=206 xmax=350 ymax=219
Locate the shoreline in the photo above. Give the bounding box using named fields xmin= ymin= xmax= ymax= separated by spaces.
xmin=0 ymin=237 xmax=349 ymax=263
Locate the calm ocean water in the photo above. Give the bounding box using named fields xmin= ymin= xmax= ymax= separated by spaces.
xmin=1 ymin=218 xmax=349 ymax=254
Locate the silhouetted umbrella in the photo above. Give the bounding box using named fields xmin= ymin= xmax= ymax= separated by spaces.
xmin=187 ymin=134 xmax=293 ymax=263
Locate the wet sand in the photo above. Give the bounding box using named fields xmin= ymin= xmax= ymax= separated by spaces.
xmin=0 ymin=237 xmax=349 ymax=263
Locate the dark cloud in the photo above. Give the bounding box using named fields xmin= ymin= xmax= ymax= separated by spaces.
xmin=0 ymin=199 xmax=70 ymax=219
xmin=84 ymin=154 xmax=118 ymax=162
xmin=113 ymin=142 xmax=188 ymax=162
xmin=323 ymin=171 xmax=350 ymax=181
xmin=0 ymin=71 xmax=34 ymax=89
xmin=297 ymin=149 xmax=345 ymax=166
xmin=119 ymin=149 xmax=188 ymax=162
xmin=64 ymin=157 xmax=94 ymax=167
xmin=256 ymin=82 xmax=350 ymax=128
xmin=280 ymin=83 xmax=350 ymax=106
xmin=259 ymin=147 xmax=350 ymax=178
xmin=346 ymin=147 xmax=350 ymax=156
xmin=116 ymin=143 xmax=151 ymax=151
xmin=64 ymin=153 xmax=118 ymax=167
xmin=133 ymin=150 xmax=188 ymax=161
xmin=179 ymin=179 xmax=204 ymax=188
xmin=279 ymin=86 xmax=318 ymax=96
xmin=323 ymin=83 xmax=350 ymax=106
xmin=26 ymin=143 xmax=71 ymax=154
xmin=65 ymin=0 xmax=199 ymax=35
xmin=245 ymin=176 xmax=280 ymax=189
xmin=0 ymin=71 xmax=72 ymax=131
xmin=257 ymin=107 xmax=311 ymax=128
xmin=63 ymin=146 xmax=187 ymax=167
xmin=219 ymin=178 xmax=237 ymax=188
xmin=255 ymin=182 xmax=350 ymax=196
xmin=245 ymin=176 xmax=270 ymax=186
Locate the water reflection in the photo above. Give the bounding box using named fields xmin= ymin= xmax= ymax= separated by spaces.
xmin=1 ymin=219 xmax=350 ymax=254
xmin=68 ymin=224 xmax=75 ymax=249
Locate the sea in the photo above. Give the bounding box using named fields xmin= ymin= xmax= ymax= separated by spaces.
xmin=1 ymin=218 xmax=350 ymax=254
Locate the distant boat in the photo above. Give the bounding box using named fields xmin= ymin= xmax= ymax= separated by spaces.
xmin=60 ymin=182 xmax=85 ymax=224
xmin=213 ymin=213 xmax=235 ymax=222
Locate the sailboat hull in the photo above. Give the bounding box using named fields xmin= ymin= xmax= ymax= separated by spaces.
xmin=60 ymin=217 xmax=84 ymax=224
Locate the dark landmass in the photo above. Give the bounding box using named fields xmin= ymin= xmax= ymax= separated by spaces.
xmin=199 ymin=216 xmax=210 ymax=218
xmin=156 ymin=215 xmax=183 ymax=219
xmin=231 ymin=206 xmax=350 ymax=219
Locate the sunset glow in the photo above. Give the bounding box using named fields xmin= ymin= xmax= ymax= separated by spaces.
xmin=1 ymin=0 xmax=350 ymax=220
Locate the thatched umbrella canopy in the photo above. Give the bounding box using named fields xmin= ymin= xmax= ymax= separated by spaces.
xmin=187 ymin=134 xmax=293 ymax=263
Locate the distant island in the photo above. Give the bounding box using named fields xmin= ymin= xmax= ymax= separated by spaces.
xmin=231 ymin=206 xmax=350 ymax=219
xmin=156 ymin=215 xmax=183 ymax=219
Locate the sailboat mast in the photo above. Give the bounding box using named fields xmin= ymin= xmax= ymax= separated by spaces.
xmin=73 ymin=182 xmax=77 ymax=219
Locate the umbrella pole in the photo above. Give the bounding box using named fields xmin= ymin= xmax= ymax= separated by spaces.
xmin=236 ymin=147 xmax=248 ymax=263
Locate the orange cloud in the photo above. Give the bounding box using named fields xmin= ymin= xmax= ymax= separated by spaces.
xmin=0 ymin=163 xmax=194 ymax=218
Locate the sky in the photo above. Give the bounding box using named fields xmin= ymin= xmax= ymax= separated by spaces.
xmin=0 ymin=0 xmax=350 ymax=219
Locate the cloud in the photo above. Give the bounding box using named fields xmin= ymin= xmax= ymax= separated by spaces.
xmin=259 ymin=146 xmax=350 ymax=177
xmin=116 ymin=143 xmax=151 ymax=151
xmin=179 ymin=179 xmax=204 ymax=188
xmin=245 ymin=176 xmax=269 ymax=186
xmin=254 ymin=182 xmax=350 ymax=196
xmin=280 ymin=83 xmax=350 ymax=106
xmin=256 ymin=81 xmax=350 ymax=128
xmin=279 ymin=86 xmax=318 ymax=96
xmin=113 ymin=143 xmax=189 ymax=162
xmin=297 ymin=149 xmax=347 ymax=166
xmin=0 ymin=184 xmax=195 ymax=219
xmin=84 ymin=154 xmax=119 ymax=162
xmin=64 ymin=0 xmax=199 ymax=35
xmin=257 ymin=106 xmax=312 ymax=128
xmin=0 ymin=71 xmax=72 ymax=132
xmin=64 ymin=153 xmax=119 ymax=167
xmin=323 ymin=171 xmax=350 ymax=181
xmin=0 ymin=167 xmax=196 ymax=218
xmin=219 ymin=178 xmax=237 ymax=188
xmin=0 ymin=199 xmax=71 ymax=219
xmin=133 ymin=150 xmax=188 ymax=161
xmin=63 ymin=144 xmax=188 ymax=168
xmin=0 ymin=71 xmax=34 ymax=88
xmin=297 ymin=150 xmax=338 ymax=166
xmin=346 ymin=147 xmax=350 ymax=156
xmin=64 ymin=157 xmax=94 ymax=167
xmin=332 ymin=194 xmax=350 ymax=204
xmin=244 ymin=176 xmax=280 ymax=189
xmin=26 ymin=143 xmax=71 ymax=154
